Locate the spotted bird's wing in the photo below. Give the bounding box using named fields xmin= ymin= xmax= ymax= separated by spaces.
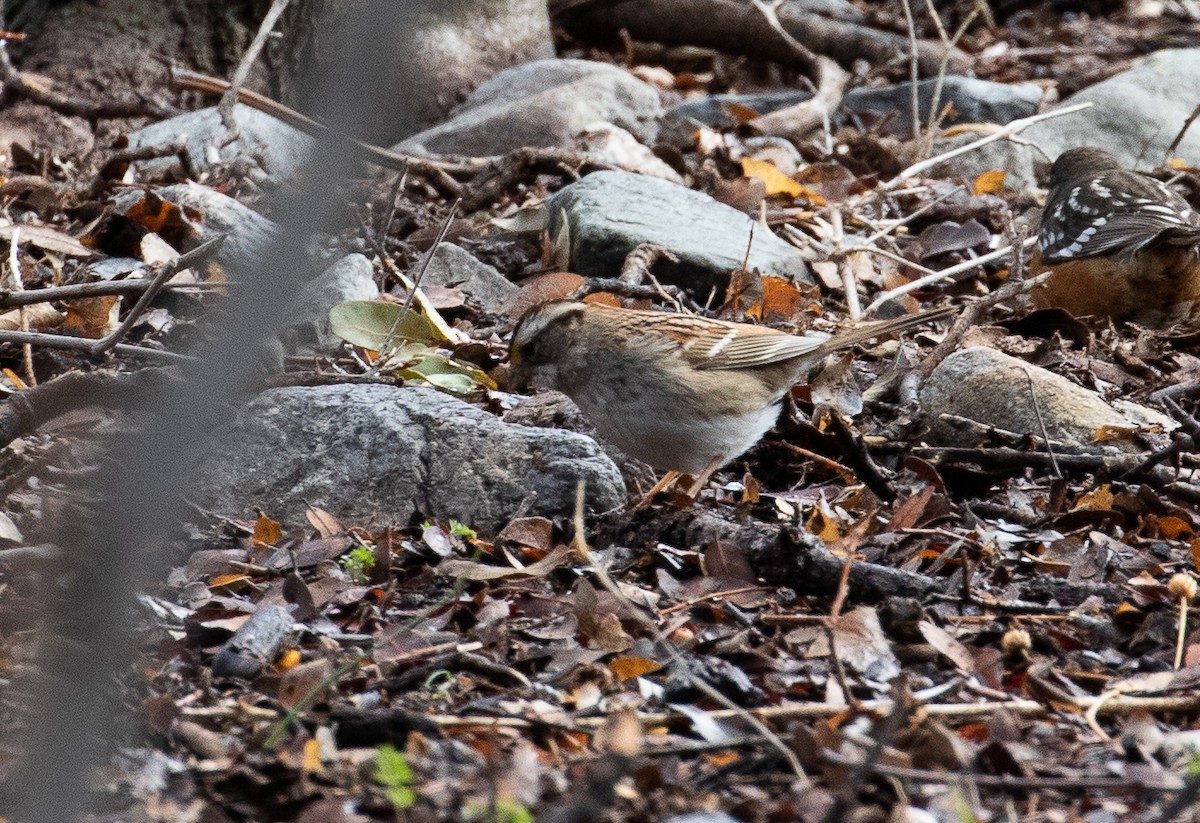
xmin=1040 ymin=172 xmax=1200 ymax=262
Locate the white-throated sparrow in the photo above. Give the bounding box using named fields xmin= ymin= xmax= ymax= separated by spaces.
xmin=509 ymin=300 xmax=951 ymax=499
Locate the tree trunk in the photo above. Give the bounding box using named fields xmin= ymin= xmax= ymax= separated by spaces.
xmin=278 ymin=0 xmax=554 ymax=143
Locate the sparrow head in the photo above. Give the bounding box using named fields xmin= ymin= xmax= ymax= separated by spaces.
xmin=1049 ymin=146 xmax=1123 ymax=188
xmin=507 ymin=300 xmax=586 ymax=393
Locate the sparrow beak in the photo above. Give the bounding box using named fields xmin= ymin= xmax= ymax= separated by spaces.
xmin=507 ymin=359 xmax=531 ymax=393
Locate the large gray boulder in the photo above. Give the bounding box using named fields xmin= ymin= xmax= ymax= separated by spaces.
xmin=1022 ymin=49 xmax=1200 ymax=169
xmin=194 ymin=384 xmax=626 ymax=531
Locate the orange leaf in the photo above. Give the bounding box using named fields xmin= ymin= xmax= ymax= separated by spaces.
xmin=275 ymin=648 xmax=302 ymax=671
xmin=302 ymin=738 xmax=321 ymax=772
xmin=1114 ymin=601 xmax=1142 ymax=618
xmin=1074 ymin=485 xmax=1114 ymax=511
xmin=742 ymin=156 xmax=802 ymax=197
xmin=972 ymin=170 xmax=1006 ymax=195
xmin=724 ymin=101 xmax=761 ymax=124
xmin=1157 ymin=516 xmax=1193 ymax=540
xmin=1092 ymin=424 xmax=1135 ymax=442
xmin=253 ymin=513 xmax=282 ymax=547
xmin=209 ymin=573 xmax=250 ymax=590
xmin=759 ymin=276 xmax=806 ymax=320
xmin=608 ymin=656 xmax=663 ymax=681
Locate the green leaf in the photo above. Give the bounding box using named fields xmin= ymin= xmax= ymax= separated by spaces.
xmin=339 ymin=544 xmax=375 ymax=583
xmin=420 ymin=372 xmax=479 ymax=395
xmin=449 ymin=520 xmax=476 ymax=539
xmin=403 ymin=352 xmax=497 ymax=393
xmin=375 ymin=744 xmax=416 ymax=809
xmin=329 ymin=300 xmax=438 ymax=350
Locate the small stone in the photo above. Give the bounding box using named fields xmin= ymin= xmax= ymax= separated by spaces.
xmin=920 ymin=347 xmax=1174 ymax=453
xmin=546 ymin=169 xmax=811 ymax=297
xmin=284 ymin=253 xmax=379 ymax=349
xmin=397 ymin=59 xmax=662 ymax=157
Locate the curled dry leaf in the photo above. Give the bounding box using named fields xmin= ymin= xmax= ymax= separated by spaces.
xmin=0 ymin=303 xmax=65 ymax=332
xmin=60 ymin=295 xmax=119 ymax=339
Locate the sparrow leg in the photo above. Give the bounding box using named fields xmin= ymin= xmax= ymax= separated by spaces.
xmin=683 ymin=454 xmax=725 ymax=499
xmin=636 ymin=471 xmax=681 ymax=508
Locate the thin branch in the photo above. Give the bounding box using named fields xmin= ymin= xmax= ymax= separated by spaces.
xmin=219 ymin=0 xmax=292 ymax=134
xmin=882 ymin=102 xmax=1094 ymax=190
xmin=86 ymin=236 xmax=225 ymax=357
xmin=864 ymin=237 xmax=1040 ymax=315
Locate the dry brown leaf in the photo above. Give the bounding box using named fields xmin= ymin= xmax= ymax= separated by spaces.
xmin=278 ymin=659 xmax=334 ymax=709
xmin=497 ymin=516 xmax=554 ymax=551
xmin=437 ymin=544 xmax=574 ymax=581
xmin=919 ymin=620 xmax=977 ymax=673
xmin=0 ymin=303 xmax=65 ymax=331
xmin=305 ymin=506 xmax=342 ymax=538
xmin=60 ymin=295 xmax=119 ymax=339
xmin=0 ymin=224 xmax=96 ymax=258
xmin=596 ymin=709 xmax=642 ymax=757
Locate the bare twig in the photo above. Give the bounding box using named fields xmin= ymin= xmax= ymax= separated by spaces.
xmin=219 ymin=0 xmax=292 ymax=135
xmin=1166 ymin=101 xmax=1200 ymax=162
xmin=898 ymin=0 xmax=922 ymax=146
xmin=0 ymin=278 xmax=222 ymax=309
xmin=0 ymin=330 xmax=190 ymax=363
xmin=864 ymin=237 xmax=1040 ymax=315
xmin=881 ymin=102 xmax=1094 ymax=190
xmin=7 ymin=227 xmax=34 ymax=385
xmin=87 ymin=236 xmax=225 ymax=357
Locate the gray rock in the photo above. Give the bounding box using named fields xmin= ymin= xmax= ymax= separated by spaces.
xmin=420 ymin=243 xmax=516 ymax=314
xmin=920 ymin=347 xmax=1174 ymax=452
xmin=279 ymin=0 xmax=554 ymax=142
xmin=661 ymin=77 xmax=1042 ymax=146
xmin=285 ymin=253 xmax=379 ymax=349
xmin=546 ymin=170 xmax=811 ymax=293
xmin=574 ymin=122 xmax=683 ymax=182
xmin=925 ymin=132 xmax=1040 ymax=198
xmin=397 ymin=59 xmax=663 ymax=156
xmin=1023 ymin=48 xmax=1200 ymax=170
xmin=128 ymin=104 xmax=316 ymax=184
xmin=844 ymin=76 xmax=1042 ymax=137
xmin=503 ymin=391 xmax=658 ymax=494
xmin=155 ymin=183 xmax=282 ymax=272
xmin=193 ymin=384 xmax=626 ymax=532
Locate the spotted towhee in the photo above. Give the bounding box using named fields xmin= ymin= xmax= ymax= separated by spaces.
xmin=1032 ymin=146 xmax=1200 ymax=323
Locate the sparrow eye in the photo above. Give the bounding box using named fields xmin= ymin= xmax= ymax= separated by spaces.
xmin=522 ymin=338 xmax=543 ymax=362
